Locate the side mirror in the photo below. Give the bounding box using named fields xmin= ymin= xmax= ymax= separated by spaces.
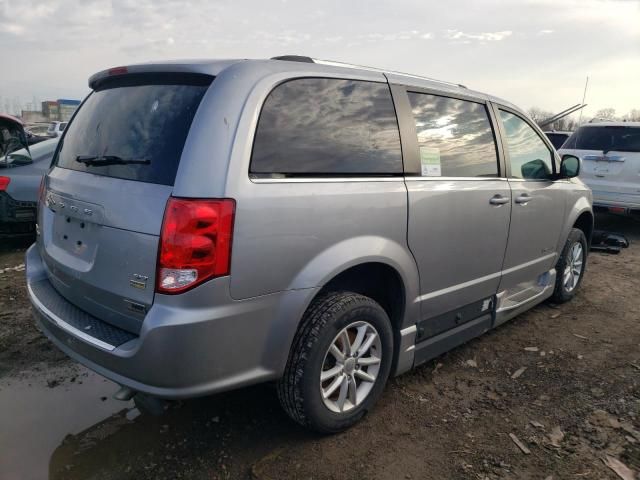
xmin=560 ymin=154 xmax=580 ymax=178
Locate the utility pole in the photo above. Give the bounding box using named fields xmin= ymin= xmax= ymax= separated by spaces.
xmin=578 ymin=76 xmax=589 ymax=125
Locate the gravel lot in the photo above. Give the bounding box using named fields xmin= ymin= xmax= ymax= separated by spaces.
xmin=1 ymin=213 xmax=639 ymax=480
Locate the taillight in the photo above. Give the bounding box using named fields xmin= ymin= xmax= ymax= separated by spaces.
xmin=37 ymin=176 xmax=45 ymax=200
xmin=157 ymin=197 xmax=235 ymax=294
xmin=108 ymin=66 xmax=128 ymax=76
xmin=0 ymin=176 xmax=10 ymax=191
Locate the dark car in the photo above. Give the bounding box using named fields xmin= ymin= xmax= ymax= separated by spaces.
xmin=0 ymin=137 xmax=58 ymax=236
xmin=544 ymin=130 xmax=572 ymax=150
xmin=0 ymin=114 xmax=28 ymax=157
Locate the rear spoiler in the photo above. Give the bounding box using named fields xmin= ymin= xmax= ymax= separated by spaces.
xmin=88 ymin=64 xmax=215 ymax=90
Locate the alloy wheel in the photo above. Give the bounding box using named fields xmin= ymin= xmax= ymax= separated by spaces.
xmin=320 ymin=321 xmax=382 ymax=413
xmin=563 ymin=242 xmax=584 ymax=292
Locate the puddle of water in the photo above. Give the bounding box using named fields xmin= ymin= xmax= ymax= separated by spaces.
xmin=0 ymin=365 xmax=132 ymax=480
xmin=0 ymin=362 xmax=307 ymax=479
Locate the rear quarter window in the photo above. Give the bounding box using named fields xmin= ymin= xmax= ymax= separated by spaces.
xmin=55 ymin=73 xmax=213 ymax=185
xmin=250 ymin=78 xmax=402 ymax=176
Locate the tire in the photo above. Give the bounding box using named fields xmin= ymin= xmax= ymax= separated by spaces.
xmin=551 ymin=228 xmax=588 ymax=303
xmin=277 ymin=291 xmax=394 ymax=433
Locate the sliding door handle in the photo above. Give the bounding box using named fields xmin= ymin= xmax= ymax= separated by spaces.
xmin=489 ymin=194 xmax=510 ymax=206
xmin=515 ymin=194 xmax=533 ymax=204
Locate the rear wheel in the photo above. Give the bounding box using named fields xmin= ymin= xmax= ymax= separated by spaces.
xmin=277 ymin=291 xmax=393 ymax=433
xmin=552 ymin=228 xmax=588 ymax=303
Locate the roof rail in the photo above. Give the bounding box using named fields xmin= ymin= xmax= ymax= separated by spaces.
xmin=270 ymin=55 xmax=467 ymax=89
xmin=271 ymin=55 xmax=315 ymax=63
xmin=312 ymin=58 xmax=468 ymax=89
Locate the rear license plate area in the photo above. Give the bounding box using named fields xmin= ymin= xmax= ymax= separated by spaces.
xmin=52 ymin=212 xmax=98 ymax=258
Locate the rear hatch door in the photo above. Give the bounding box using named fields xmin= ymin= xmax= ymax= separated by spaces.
xmin=561 ymin=125 xmax=640 ymax=198
xmin=40 ymin=72 xmax=213 ymax=333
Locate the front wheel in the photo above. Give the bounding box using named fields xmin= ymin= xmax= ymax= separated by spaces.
xmin=277 ymin=291 xmax=394 ymax=433
xmin=552 ymin=228 xmax=588 ymax=303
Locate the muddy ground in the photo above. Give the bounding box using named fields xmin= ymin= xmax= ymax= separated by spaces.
xmin=1 ymin=214 xmax=639 ymax=480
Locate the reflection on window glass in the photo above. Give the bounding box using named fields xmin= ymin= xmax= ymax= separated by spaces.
xmin=407 ymin=92 xmax=498 ymax=177
xmin=56 ymin=78 xmax=211 ymax=185
xmin=499 ymin=110 xmax=553 ymax=180
xmin=251 ymin=78 xmax=402 ymax=175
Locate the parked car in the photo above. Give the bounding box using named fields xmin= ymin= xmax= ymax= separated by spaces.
xmin=560 ymin=122 xmax=640 ymax=215
xmin=26 ymin=123 xmax=51 ymax=137
xmin=26 ymin=57 xmax=593 ymax=433
xmin=47 ymin=121 xmax=68 ymax=137
xmin=0 ymin=113 xmax=28 ymax=158
xmin=25 ymin=123 xmax=53 ymax=145
xmin=0 ymin=138 xmax=58 ymax=236
xmin=544 ymin=130 xmax=572 ymax=150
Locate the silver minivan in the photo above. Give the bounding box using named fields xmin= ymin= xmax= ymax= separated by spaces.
xmin=26 ymin=56 xmax=593 ymax=432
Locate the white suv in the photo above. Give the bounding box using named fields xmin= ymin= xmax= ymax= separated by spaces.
xmin=46 ymin=121 xmax=68 ymax=138
xmin=560 ymin=122 xmax=640 ymax=215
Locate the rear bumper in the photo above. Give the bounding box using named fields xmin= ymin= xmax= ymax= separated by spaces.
xmin=26 ymin=244 xmax=317 ymax=399
xmin=0 ymin=191 xmax=36 ymax=236
xmin=591 ymin=190 xmax=640 ymax=214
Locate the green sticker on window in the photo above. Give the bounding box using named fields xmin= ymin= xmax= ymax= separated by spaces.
xmin=419 ymin=146 xmax=441 ymax=176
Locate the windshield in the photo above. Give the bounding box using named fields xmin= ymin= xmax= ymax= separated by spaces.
xmin=564 ymin=126 xmax=640 ymax=152
xmin=54 ymin=73 xmax=213 ymax=185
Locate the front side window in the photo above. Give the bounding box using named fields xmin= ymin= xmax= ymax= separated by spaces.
xmin=407 ymin=92 xmax=499 ymax=177
xmin=250 ymin=78 xmax=402 ymax=176
xmin=499 ymin=110 xmax=554 ymax=180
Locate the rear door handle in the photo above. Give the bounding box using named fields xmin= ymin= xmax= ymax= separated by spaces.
xmin=515 ymin=194 xmax=532 ymax=204
xmin=489 ymin=194 xmax=510 ymax=206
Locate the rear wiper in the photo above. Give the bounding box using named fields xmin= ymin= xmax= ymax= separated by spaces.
xmin=76 ymin=155 xmax=150 ymax=166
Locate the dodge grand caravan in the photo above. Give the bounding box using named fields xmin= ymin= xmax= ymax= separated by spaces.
xmin=26 ymin=56 xmax=593 ymax=432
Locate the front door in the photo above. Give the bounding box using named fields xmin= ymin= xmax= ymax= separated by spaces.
xmin=495 ymin=107 xmax=566 ymax=294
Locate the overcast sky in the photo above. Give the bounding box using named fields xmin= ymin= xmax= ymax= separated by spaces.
xmin=1 ymin=0 xmax=638 ymax=118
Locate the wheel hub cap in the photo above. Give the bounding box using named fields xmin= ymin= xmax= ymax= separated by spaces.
xmin=344 ymin=357 xmax=356 ymax=374
xmin=320 ymin=321 xmax=382 ymax=413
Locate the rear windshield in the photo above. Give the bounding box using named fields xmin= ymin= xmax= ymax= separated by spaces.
xmin=54 ymin=73 xmax=213 ymax=185
xmin=563 ymin=126 xmax=640 ymax=152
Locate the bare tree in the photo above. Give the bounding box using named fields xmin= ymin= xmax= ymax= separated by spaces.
xmin=528 ymin=107 xmax=578 ymax=131
xmin=622 ymin=109 xmax=640 ymax=122
xmin=594 ymin=108 xmax=617 ymax=120
xmin=528 ymin=107 xmax=554 ymax=124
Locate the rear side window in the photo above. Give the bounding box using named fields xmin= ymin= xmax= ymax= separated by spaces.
xmin=563 ymin=126 xmax=640 ymax=152
xmin=55 ymin=74 xmax=212 ymax=185
xmin=499 ymin=110 xmax=554 ymax=180
xmin=407 ymin=92 xmax=499 ymax=177
xmin=250 ymin=78 xmax=402 ymax=176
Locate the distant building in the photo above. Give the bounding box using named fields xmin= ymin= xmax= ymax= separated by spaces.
xmin=41 ymin=101 xmax=59 ymax=121
xmin=21 ymin=110 xmax=47 ymax=123
xmin=39 ymin=99 xmax=81 ymax=122
xmin=58 ymin=99 xmax=81 ymax=121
